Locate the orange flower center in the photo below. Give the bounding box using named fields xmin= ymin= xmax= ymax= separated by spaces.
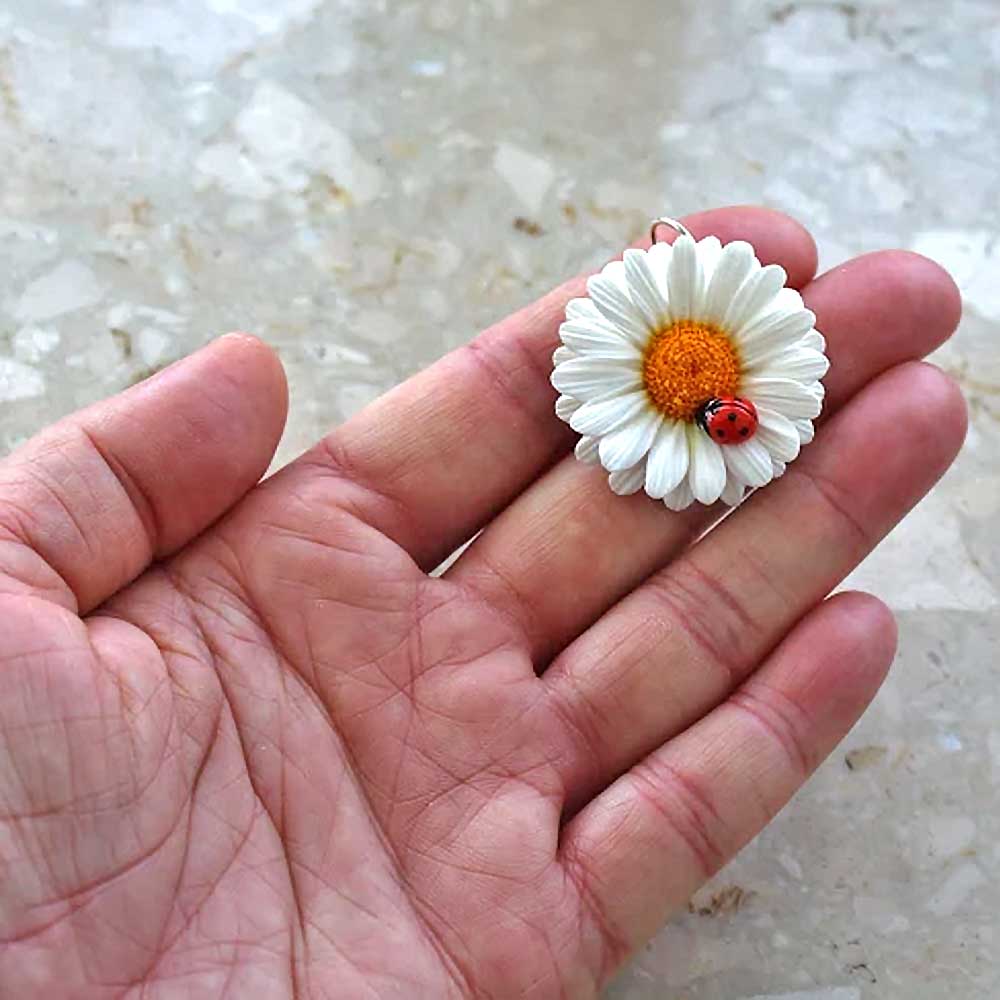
xmin=642 ymin=320 xmax=741 ymax=421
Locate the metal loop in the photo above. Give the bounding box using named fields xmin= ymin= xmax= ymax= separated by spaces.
xmin=649 ymin=216 xmax=694 ymax=245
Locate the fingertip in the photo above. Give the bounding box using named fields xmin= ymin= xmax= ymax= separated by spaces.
xmin=684 ymin=205 xmax=819 ymax=289
xmin=824 ymin=590 xmax=898 ymax=678
xmin=823 ymin=249 xmax=962 ymax=354
xmin=908 ymin=361 xmax=969 ymax=451
xmin=877 ymin=250 xmax=963 ymax=342
xmin=759 ymin=590 xmax=896 ymax=740
xmin=107 ymin=332 xmax=290 ymax=553
xmin=871 ymin=360 xmax=968 ymax=464
xmin=213 ymin=332 xmax=290 ymax=425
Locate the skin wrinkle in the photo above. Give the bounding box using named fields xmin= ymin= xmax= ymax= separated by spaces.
xmin=253 ymin=518 xmax=393 ymax=566
xmin=1 ymin=730 xmax=166 ymax=823
xmin=453 ymin=551 xmax=550 ymax=665
xmin=785 ymin=460 xmax=877 ymax=551
xmin=382 ymin=680 xmax=568 ymax=798
xmin=0 ymin=532 xmax=73 ymax=604
xmin=0 ymin=794 xmax=194 ymax=950
xmin=558 ymin=843 xmax=629 ymax=981
xmin=275 ymin=655 xmax=306 ymax=1000
xmin=303 ymin=437 xmax=424 ymax=560
xmin=234 ymin=540 xmax=425 ymax=706
xmin=727 ymin=533 xmax=799 ymax=619
xmin=640 ymin=570 xmax=748 ymax=689
xmin=728 ymin=684 xmax=814 ymax=778
xmin=99 ymin=572 xmax=298 ymax=994
xmin=162 ymin=544 xmax=477 ymax=1000
xmin=381 ymin=637 xmax=419 ymax=847
xmin=539 ymin=679 xmax=608 ymax=816
xmin=404 ymin=763 xmax=557 ymax=858
xmin=91 ymin=637 xmax=203 ymax=816
xmin=0 ymin=489 xmax=88 ymax=608
xmin=465 ymin=321 xmax=562 ymax=422
xmin=461 ymin=334 xmax=573 ymax=473
xmin=142 ymin=588 xmax=305 ymax=996
xmin=373 ymin=738 xmax=502 ymax=831
xmin=402 ymin=838 xmax=543 ymax=886
xmin=622 ymin=763 xmax=724 ymax=878
xmin=131 ymin=699 xmax=244 ymax=993
xmin=489 ymin=896 xmax=568 ymax=1000
xmin=76 ymin=424 xmax=160 ymax=563
xmin=677 ymin=554 xmax=758 ymax=635
xmin=333 ymin=638 xmax=544 ymax=997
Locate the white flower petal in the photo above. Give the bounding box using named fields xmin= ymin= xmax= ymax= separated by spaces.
xmin=555 ymin=395 xmax=581 ymax=422
xmin=750 ymin=347 xmax=829 ymax=382
xmin=755 ymin=407 xmax=802 ymax=463
xmin=559 ymin=319 xmax=641 ymax=359
xmin=609 ymin=460 xmax=648 ymax=495
xmin=701 ymin=240 xmax=757 ymax=325
xmin=736 ymin=307 xmax=817 ymax=359
xmin=551 ymin=357 xmax=641 ymax=400
xmin=723 ymin=263 xmax=788 ymax=333
xmin=800 ymin=329 xmax=826 ymax=352
xmin=644 ymin=419 xmax=689 ymax=499
xmin=749 ymin=285 xmax=805 ymax=316
xmin=775 ymin=286 xmax=805 ymax=311
xmin=663 ymin=477 xmax=695 ymax=512
xmin=552 ymin=345 xmax=575 ymax=366
xmin=795 ymin=418 xmax=815 ymax=445
xmin=645 ymin=240 xmax=673 ymax=286
xmin=696 ymin=236 xmax=724 ymax=286
xmin=570 ymin=391 xmax=650 ymax=435
xmin=666 ymin=234 xmax=699 ymax=320
xmin=742 ymin=376 xmax=824 ymax=420
xmin=599 ymin=408 xmax=663 ymax=471
xmin=576 ymin=436 xmax=601 ymax=464
xmin=771 ymin=459 xmax=787 ymax=478
xmin=687 ymin=424 xmax=727 ymax=504
xmin=722 ymin=438 xmax=774 ymax=488
xmin=587 ymin=261 xmax=650 ymax=346
xmin=565 ymin=297 xmax=599 ymax=321
xmin=720 ymin=477 xmax=747 ymax=507
xmin=623 ymin=248 xmax=670 ymax=330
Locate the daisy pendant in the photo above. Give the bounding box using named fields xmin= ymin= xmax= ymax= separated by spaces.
xmin=551 ymin=228 xmax=829 ymax=511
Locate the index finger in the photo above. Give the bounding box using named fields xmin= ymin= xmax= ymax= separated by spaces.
xmin=277 ymin=207 xmax=818 ymax=570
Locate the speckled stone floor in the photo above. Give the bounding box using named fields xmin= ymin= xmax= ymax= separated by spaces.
xmin=1 ymin=1 xmax=997 ymax=997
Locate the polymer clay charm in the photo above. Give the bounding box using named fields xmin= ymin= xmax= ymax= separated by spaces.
xmin=551 ymin=217 xmax=828 ymax=510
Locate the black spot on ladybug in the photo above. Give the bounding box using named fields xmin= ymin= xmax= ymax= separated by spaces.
xmin=728 ymin=413 xmax=737 ymax=422
xmin=739 ymin=427 xmax=749 ymax=436
xmin=716 ymin=430 xmax=725 ymax=438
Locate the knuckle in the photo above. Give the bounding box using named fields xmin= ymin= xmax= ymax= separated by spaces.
xmin=645 ymin=558 xmax=760 ymax=689
xmin=627 ymin=759 xmax=731 ymax=878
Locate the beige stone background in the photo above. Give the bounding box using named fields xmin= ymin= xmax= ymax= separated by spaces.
xmin=0 ymin=1 xmax=998 ymax=997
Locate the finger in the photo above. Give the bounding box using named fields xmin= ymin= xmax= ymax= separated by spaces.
xmin=0 ymin=334 xmax=287 ymax=613
xmin=547 ymin=362 xmax=966 ymax=810
xmin=560 ymin=591 xmax=896 ymax=961
xmin=276 ymin=207 xmax=817 ymax=570
xmin=447 ymin=250 xmax=961 ymax=662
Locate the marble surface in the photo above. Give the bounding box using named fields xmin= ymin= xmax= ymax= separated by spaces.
xmin=0 ymin=0 xmax=997 ymax=997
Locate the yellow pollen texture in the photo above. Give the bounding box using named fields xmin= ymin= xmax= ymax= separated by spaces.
xmin=642 ymin=320 xmax=740 ymax=421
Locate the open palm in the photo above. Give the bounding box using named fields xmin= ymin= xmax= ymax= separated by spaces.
xmin=0 ymin=208 xmax=965 ymax=999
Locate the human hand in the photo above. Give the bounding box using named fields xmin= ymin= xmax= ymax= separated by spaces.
xmin=0 ymin=207 xmax=964 ymax=998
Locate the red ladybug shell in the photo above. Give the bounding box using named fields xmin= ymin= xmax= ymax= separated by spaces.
xmin=697 ymin=397 xmax=758 ymax=445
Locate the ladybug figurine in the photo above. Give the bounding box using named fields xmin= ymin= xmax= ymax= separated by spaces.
xmin=696 ymin=396 xmax=759 ymax=445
